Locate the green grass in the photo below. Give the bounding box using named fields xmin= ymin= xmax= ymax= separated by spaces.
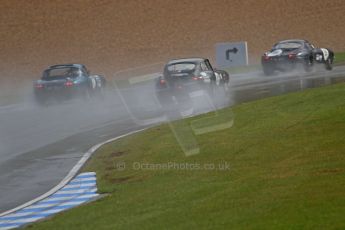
xmin=335 ymin=52 xmax=345 ymax=65
xmin=28 ymin=83 xmax=345 ymax=230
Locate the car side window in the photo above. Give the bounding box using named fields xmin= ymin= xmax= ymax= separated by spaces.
xmin=205 ymin=60 xmax=213 ymax=71
xmin=305 ymin=42 xmax=314 ymax=50
xmin=200 ymin=62 xmax=209 ymax=71
xmin=81 ymin=68 xmax=88 ymax=76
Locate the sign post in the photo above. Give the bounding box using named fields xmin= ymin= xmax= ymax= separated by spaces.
xmin=216 ymin=42 xmax=248 ymax=68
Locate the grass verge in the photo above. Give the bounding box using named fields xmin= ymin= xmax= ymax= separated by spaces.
xmin=335 ymin=52 xmax=345 ymax=65
xmin=29 ymin=83 xmax=345 ymax=229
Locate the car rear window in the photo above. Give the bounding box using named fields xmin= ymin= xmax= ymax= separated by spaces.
xmin=167 ymin=63 xmax=196 ymax=72
xmin=42 ymin=67 xmax=80 ymax=80
xmin=274 ymin=42 xmax=303 ymax=49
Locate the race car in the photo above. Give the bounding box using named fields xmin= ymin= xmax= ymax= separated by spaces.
xmin=33 ymin=64 xmax=106 ymax=105
xmin=261 ymin=39 xmax=334 ymax=75
xmin=155 ymin=58 xmax=229 ymax=108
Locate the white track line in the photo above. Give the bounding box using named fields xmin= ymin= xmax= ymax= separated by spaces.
xmin=0 ymin=128 xmax=147 ymax=218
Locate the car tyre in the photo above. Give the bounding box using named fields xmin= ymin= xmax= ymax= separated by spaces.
xmin=263 ymin=66 xmax=274 ymax=76
xmin=81 ymin=87 xmax=92 ymax=101
xmin=34 ymin=96 xmax=47 ymax=107
xmin=325 ymin=58 xmax=333 ymax=71
xmin=303 ymin=57 xmax=313 ymax=72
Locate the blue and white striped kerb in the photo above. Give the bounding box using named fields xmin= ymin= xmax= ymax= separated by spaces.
xmin=0 ymin=172 xmax=99 ymax=230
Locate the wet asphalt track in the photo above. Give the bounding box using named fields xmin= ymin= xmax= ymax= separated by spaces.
xmin=1 ymin=65 xmax=345 ymax=213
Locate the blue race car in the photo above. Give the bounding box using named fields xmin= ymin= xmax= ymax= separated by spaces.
xmin=34 ymin=64 xmax=106 ymax=105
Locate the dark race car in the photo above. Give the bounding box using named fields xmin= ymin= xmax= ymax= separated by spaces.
xmin=261 ymin=39 xmax=334 ymax=75
xmin=155 ymin=58 xmax=229 ymax=110
xmin=33 ymin=64 xmax=106 ymax=105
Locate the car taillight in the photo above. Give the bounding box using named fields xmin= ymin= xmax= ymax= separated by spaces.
xmin=35 ymin=84 xmax=44 ymax=89
xmin=288 ymin=54 xmax=296 ymax=59
xmin=263 ymin=55 xmax=271 ymax=61
xmin=192 ymin=76 xmax=203 ymax=80
xmin=64 ymin=81 xmax=74 ymax=87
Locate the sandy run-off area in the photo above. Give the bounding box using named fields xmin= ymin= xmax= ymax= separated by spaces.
xmin=0 ymin=0 xmax=345 ymax=81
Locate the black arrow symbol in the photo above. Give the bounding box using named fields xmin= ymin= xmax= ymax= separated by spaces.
xmin=225 ymin=47 xmax=238 ymax=61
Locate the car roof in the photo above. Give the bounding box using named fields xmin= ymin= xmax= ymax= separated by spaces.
xmin=276 ymin=39 xmax=308 ymax=44
xmin=167 ymin=58 xmax=206 ymax=65
xmin=48 ymin=64 xmax=86 ymax=69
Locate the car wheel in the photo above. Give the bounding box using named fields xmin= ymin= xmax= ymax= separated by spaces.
xmin=325 ymin=58 xmax=333 ymax=70
xmin=263 ymin=66 xmax=274 ymax=76
xmin=93 ymin=87 xmax=105 ymax=100
xmin=81 ymin=88 xmax=91 ymax=101
xmin=34 ymin=95 xmax=47 ymax=107
xmin=156 ymin=90 xmax=173 ymax=107
xmin=222 ymin=81 xmax=230 ymax=93
xmin=303 ymin=57 xmax=313 ymax=72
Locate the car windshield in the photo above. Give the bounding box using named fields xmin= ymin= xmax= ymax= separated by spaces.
xmin=42 ymin=67 xmax=81 ymax=80
xmin=274 ymin=42 xmax=303 ymax=50
xmin=167 ymin=62 xmax=196 ymax=72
